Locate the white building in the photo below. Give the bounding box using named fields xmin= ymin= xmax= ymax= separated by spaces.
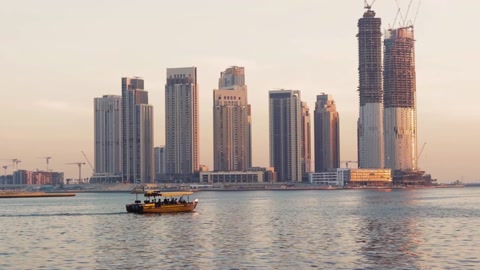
xmin=94 ymin=95 xmax=122 ymax=176
xmin=308 ymin=169 xmax=349 ymax=186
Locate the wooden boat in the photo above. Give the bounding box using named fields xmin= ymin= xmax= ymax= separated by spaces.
xmin=126 ymin=190 xmax=198 ymax=214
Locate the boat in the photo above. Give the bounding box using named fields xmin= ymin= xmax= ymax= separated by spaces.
xmin=126 ymin=190 xmax=199 ymax=214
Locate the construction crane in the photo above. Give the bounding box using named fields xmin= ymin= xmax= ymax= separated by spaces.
xmin=417 ymin=142 xmax=427 ymax=162
xmin=364 ymin=0 xmax=376 ymax=10
xmin=395 ymin=0 xmax=421 ymax=27
xmin=66 ymin=162 xmax=86 ymax=184
xmin=2 ymin=164 xmax=12 ymax=185
xmin=81 ymin=151 xmax=94 ymax=174
xmin=40 ymin=156 xmax=52 ymax=171
xmin=341 ymin=160 xmax=358 ymax=169
xmin=4 ymin=158 xmax=22 ymax=171
xmin=0 ymin=158 xmax=21 ymax=172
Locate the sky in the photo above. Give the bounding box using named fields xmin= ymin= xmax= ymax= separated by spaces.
xmin=1 ymin=0 xmax=479 ymax=183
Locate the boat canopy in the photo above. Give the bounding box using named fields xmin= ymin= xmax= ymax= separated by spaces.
xmin=144 ymin=191 xmax=194 ymax=197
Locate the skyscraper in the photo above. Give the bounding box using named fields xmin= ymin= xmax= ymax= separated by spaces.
xmin=218 ymin=66 xmax=245 ymax=89
xmin=269 ymin=90 xmax=302 ymax=182
xmin=154 ymin=146 xmax=166 ymax=175
xmin=314 ymin=94 xmax=340 ymax=172
xmin=94 ymin=95 xmax=122 ymax=175
xmin=383 ymin=26 xmax=417 ymax=171
xmin=213 ymin=66 xmax=251 ymax=171
xmin=165 ymin=67 xmax=199 ymax=177
xmin=357 ymin=7 xmax=384 ymax=168
xmin=301 ymin=102 xmax=311 ymax=178
xmin=121 ymin=77 xmax=154 ymax=183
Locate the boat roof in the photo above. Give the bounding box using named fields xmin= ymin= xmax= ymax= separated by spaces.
xmin=142 ymin=191 xmax=194 ymax=197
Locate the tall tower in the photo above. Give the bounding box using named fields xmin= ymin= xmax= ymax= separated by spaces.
xmin=218 ymin=66 xmax=245 ymax=89
xmin=269 ymin=90 xmax=302 ymax=182
xmin=384 ymin=26 xmax=417 ymax=171
xmin=121 ymin=77 xmax=154 ymax=183
xmin=314 ymin=94 xmax=340 ymax=172
xmin=154 ymin=146 xmax=166 ymax=175
xmin=357 ymin=7 xmax=384 ymax=168
xmin=213 ymin=66 xmax=251 ymax=171
xmin=165 ymin=67 xmax=199 ymax=177
xmin=94 ymin=95 xmax=122 ymax=175
xmin=301 ymin=102 xmax=311 ymax=179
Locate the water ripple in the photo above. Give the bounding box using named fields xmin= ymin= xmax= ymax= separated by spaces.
xmin=0 ymin=189 xmax=479 ymax=269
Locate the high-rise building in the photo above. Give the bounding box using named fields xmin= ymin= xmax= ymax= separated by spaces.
xmin=94 ymin=95 xmax=122 ymax=175
xmin=154 ymin=146 xmax=166 ymax=175
xmin=314 ymin=94 xmax=340 ymax=172
xmin=213 ymin=66 xmax=251 ymax=171
xmin=269 ymin=90 xmax=302 ymax=182
xmin=218 ymin=66 xmax=245 ymax=89
xmin=301 ymin=102 xmax=311 ymax=178
xmin=165 ymin=67 xmax=199 ymax=177
xmin=357 ymin=7 xmax=384 ymax=168
xmin=121 ymin=77 xmax=154 ymax=183
xmin=383 ymin=26 xmax=417 ymax=171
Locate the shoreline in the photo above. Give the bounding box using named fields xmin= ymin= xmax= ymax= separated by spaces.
xmin=1 ymin=183 xmax=469 ymax=195
xmin=0 ymin=192 xmax=76 ymax=198
xmin=48 ymin=185 xmax=468 ymax=193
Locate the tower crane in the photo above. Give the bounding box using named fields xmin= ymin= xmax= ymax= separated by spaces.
xmin=364 ymin=0 xmax=376 ymax=10
xmin=10 ymin=159 xmax=21 ymax=171
xmin=341 ymin=160 xmax=358 ymax=169
xmin=81 ymin=151 xmax=94 ymax=174
xmin=417 ymin=142 xmax=427 ymax=162
xmin=2 ymin=164 xmax=12 ymax=185
xmin=66 ymin=162 xmax=86 ymax=184
xmin=40 ymin=156 xmax=52 ymax=171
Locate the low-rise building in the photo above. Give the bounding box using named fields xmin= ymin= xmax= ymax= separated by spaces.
xmin=13 ymin=170 xmax=64 ymax=185
xmin=308 ymin=168 xmax=392 ymax=187
xmin=200 ymin=171 xmax=264 ymax=183
xmin=348 ymin=168 xmax=392 ymax=187
xmin=308 ymin=169 xmax=348 ymax=186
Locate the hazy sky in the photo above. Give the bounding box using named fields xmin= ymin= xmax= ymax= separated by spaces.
xmin=1 ymin=0 xmax=479 ymax=183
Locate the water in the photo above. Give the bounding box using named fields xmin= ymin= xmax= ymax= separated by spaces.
xmin=1 ymin=188 xmax=479 ymax=269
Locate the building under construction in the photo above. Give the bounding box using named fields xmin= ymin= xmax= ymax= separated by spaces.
xmin=357 ymin=7 xmax=384 ymax=169
xmin=383 ymin=26 xmax=418 ymax=171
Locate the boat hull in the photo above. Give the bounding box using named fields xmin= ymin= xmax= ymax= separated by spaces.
xmin=126 ymin=201 xmax=198 ymax=214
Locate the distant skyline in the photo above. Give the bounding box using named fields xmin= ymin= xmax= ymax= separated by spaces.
xmin=1 ymin=0 xmax=479 ymax=183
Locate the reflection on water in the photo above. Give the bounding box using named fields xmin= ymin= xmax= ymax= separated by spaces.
xmin=357 ymin=190 xmax=423 ymax=269
xmin=0 ymin=189 xmax=479 ymax=269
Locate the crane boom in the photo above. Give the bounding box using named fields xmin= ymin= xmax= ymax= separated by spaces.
xmin=65 ymin=162 xmax=86 ymax=184
xmin=81 ymin=151 xmax=94 ymax=173
xmin=417 ymin=142 xmax=427 ymax=161
xmin=364 ymin=0 xmax=377 ymax=10
xmin=412 ymin=0 xmax=422 ymax=26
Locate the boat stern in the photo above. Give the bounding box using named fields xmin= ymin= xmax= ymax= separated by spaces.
xmin=126 ymin=203 xmax=143 ymax=213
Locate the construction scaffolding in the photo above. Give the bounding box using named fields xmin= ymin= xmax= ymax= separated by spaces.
xmin=383 ymin=26 xmax=418 ymax=171
xmin=357 ymin=9 xmax=383 ymax=105
xmin=383 ymin=26 xmax=416 ymax=108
